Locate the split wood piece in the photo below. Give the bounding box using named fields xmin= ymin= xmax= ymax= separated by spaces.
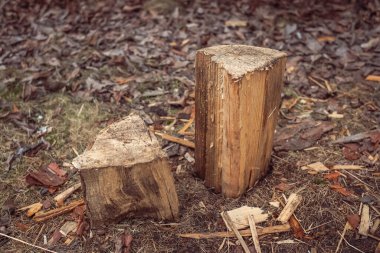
xmin=195 ymin=45 xmax=287 ymax=198
xmin=222 ymin=206 xmax=268 ymax=230
xmin=358 ymin=204 xmax=370 ymax=236
xmin=177 ymin=223 xmax=291 ymax=239
xmin=155 ymin=132 xmax=195 ymax=148
xmin=248 ymin=214 xmax=262 ymax=253
xmin=277 ymin=193 xmax=302 ymax=223
xmin=72 ymin=114 xmax=179 ymax=226
xmin=370 ymin=218 xmax=380 ymax=235
xmin=221 ymin=211 xmax=250 ymax=253
xmin=331 ymin=165 xmax=364 ymax=170
xmin=18 ymin=202 xmax=43 ymax=217
xmin=54 ymin=183 xmax=81 ymax=207
xmin=59 ymin=221 xmax=77 ymax=237
xmin=33 ymin=199 xmax=84 ymax=222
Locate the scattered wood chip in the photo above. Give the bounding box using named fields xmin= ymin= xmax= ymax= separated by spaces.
xmin=301 ymin=162 xmax=329 ymax=173
xmin=269 ymin=201 xmax=280 ymax=208
xmin=26 ymin=203 xmax=43 ymax=217
xmin=366 ymin=75 xmax=380 ymax=82
xmin=328 ymin=111 xmax=344 ymax=119
xmin=59 ymin=221 xmax=78 ymax=237
xmin=358 ymin=204 xmax=370 ymax=236
xmin=332 ymin=130 xmax=380 ymax=144
xmin=33 ymin=199 xmax=84 ymax=222
xmin=221 ymin=211 xmax=250 ymax=253
xmin=248 ymin=214 xmax=262 ymax=253
xmin=225 ymin=19 xmax=247 ymax=27
xmin=332 ymin=165 xmax=364 ymax=170
xmin=177 ymin=224 xmax=291 ymax=239
xmin=276 ymin=239 xmax=296 ymax=244
xmin=54 ymin=183 xmax=81 ymax=207
xmin=155 ymin=132 xmax=195 ymax=149
xmin=221 ymin=206 xmax=268 ymax=230
xmin=370 ymin=218 xmax=380 ymax=235
xmin=277 ymin=194 xmax=302 ymax=224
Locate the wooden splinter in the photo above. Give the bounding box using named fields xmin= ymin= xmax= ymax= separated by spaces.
xmin=72 ymin=114 xmax=179 ymax=226
xmin=195 ymin=45 xmax=287 ymax=198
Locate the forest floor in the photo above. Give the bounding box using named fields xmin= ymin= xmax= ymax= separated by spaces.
xmin=0 ymin=0 xmax=380 ymax=252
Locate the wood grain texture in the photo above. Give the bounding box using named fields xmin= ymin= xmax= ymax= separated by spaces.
xmin=72 ymin=114 xmax=179 ymax=226
xmin=195 ymin=45 xmax=286 ymax=198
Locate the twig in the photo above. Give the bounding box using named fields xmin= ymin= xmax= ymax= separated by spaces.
xmin=335 ymin=223 xmax=349 ymax=253
xmin=178 ymin=224 xmax=291 ymax=239
xmin=33 ymin=224 xmax=46 ymax=244
xmin=33 ymin=199 xmax=84 ymax=222
xmin=155 ymin=132 xmax=195 ymax=148
xmin=221 ymin=212 xmax=250 ymax=253
xmin=344 ymin=170 xmax=373 ymax=189
xmin=337 ymin=231 xmax=365 ymax=253
xmin=0 ymin=232 xmax=57 ymax=253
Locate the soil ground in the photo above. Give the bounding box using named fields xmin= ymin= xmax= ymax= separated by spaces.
xmin=0 ymin=0 xmax=379 ymax=252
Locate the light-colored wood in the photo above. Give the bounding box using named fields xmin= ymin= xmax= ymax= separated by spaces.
xmin=248 ymin=214 xmax=262 ymax=253
xmin=331 ymin=165 xmax=363 ymax=170
xmin=335 ymin=222 xmax=349 ymax=253
xmin=221 ymin=206 xmax=268 ymax=230
xmin=33 ymin=199 xmax=84 ymax=222
xmin=358 ymin=204 xmax=370 ymax=236
xmin=370 ymin=218 xmax=380 ymax=235
xmin=155 ymin=131 xmax=195 ymax=148
xmin=54 ymin=183 xmax=81 ymax=207
xmin=177 ymin=223 xmax=291 ymax=239
xmin=195 ymin=45 xmax=286 ymax=197
xmin=72 ymin=114 xmax=179 ymax=226
xmin=59 ymin=221 xmax=77 ymax=237
xmin=221 ymin=211 xmax=250 ymax=253
xmin=277 ymin=193 xmax=302 ymax=223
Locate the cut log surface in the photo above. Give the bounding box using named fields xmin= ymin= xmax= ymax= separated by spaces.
xmin=72 ymin=114 xmax=179 ymax=226
xmin=195 ymin=45 xmax=286 ymax=197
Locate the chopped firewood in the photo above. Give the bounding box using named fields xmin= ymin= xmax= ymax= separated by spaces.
xmin=358 ymin=204 xmax=370 ymax=236
xmin=331 ymin=165 xmax=363 ymax=170
xmin=277 ymin=193 xmax=302 ymax=223
xmin=155 ymin=131 xmax=195 ymax=148
xmin=370 ymin=218 xmax=380 ymax=235
xmin=221 ymin=206 xmax=268 ymax=230
xmin=59 ymin=221 xmax=78 ymax=237
xmin=248 ymin=214 xmax=262 ymax=253
xmin=33 ymin=199 xmax=84 ymax=222
xmin=195 ymin=45 xmax=286 ymax=198
xmin=54 ymin=183 xmax=81 ymax=207
xmin=301 ymin=162 xmax=329 ymax=173
xmin=177 ymin=223 xmax=291 ymax=239
xmin=73 ymin=115 xmax=179 ymax=226
xmin=221 ymin=211 xmax=250 ymax=253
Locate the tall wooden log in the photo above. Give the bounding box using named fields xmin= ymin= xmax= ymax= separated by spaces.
xmin=195 ymin=45 xmax=286 ymax=198
xmin=72 ymin=114 xmax=179 ymax=226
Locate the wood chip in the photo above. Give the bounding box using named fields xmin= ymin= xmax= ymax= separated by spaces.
xmin=221 ymin=211 xmax=250 ymax=253
xmin=177 ymin=224 xmax=291 ymax=239
xmin=54 ymin=183 xmax=81 ymax=207
xmin=370 ymin=218 xmax=380 ymax=235
xmin=277 ymin=193 xmax=302 ymax=223
xmin=155 ymin=132 xmax=195 ymax=149
xmin=248 ymin=214 xmax=262 ymax=253
xmin=23 ymin=203 xmax=43 ymax=217
xmin=221 ymin=206 xmax=268 ymax=230
xmin=332 ymin=165 xmax=364 ymax=170
xmin=301 ymin=162 xmax=329 ymax=173
xmin=59 ymin=221 xmax=78 ymax=237
xmin=33 ymin=199 xmax=84 ymax=222
xmin=225 ymin=19 xmax=247 ymax=27
xmin=358 ymin=204 xmax=370 ymax=236
xmin=366 ymin=75 xmax=380 ymax=82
